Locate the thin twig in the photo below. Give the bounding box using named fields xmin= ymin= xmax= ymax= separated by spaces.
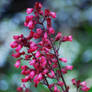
xmin=44 ymin=76 xmax=53 ymax=92
xmin=48 ymin=34 xmax=68 ymax=92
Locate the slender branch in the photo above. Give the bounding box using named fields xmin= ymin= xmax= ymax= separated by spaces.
xmin=40 ymin=17 xmax=68 ymax=92
xmin=48 ymin=34 xmax=68 ymax=92
xmin=44 ymin=76 xmax=53 ymax=92
xmin=43 ymin=45 xmax=65 ymax=92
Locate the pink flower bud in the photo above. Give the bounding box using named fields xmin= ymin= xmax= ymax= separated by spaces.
xmin=55 ymin=32 xmax=62 ymax=41
xmin=80 ymin=81 xmax=87 ymax=87
xmin=35 ymin=51 xmax=40 ymax=58
xmin=33 ymin=33 xmax=40 ymax=39
xmin=58 ymin=81 xmax=64 ymax=86
xmin=61 ymin=68 xmax=67 ymax=74
xmin=21 ymin=65 xmax=28 ymax=70
xmin=42 ymin=69 xmax=48 ymax=75
xmin=10 ymin=41 xmax=18 ymax=48
xmin=51 ymin=70 xmax=55 ymax=77
xmin=33 ymin=74 xmax=41 ymax=87
xmin=21 ymin=76 xmax=29 ymax=82
xmin=49 ymin=83 xmax=55 ymax=89
xmin=67 ymin=35 xmax=72 ymax=41
xmin=81 ymin=86 xmax=90 ymax=92
xmin=48 ymin=27 xmax=55 ymax=34
xmin=54 ymin=85 xmax=58 ymax=92
xmin=37 ymin=73 xmax=43 ymax=81
xmin=14 ymin=60 xmax=21 ymax=68
xmin=52 ymin=59 xmax=57 ymax=63
xmin=17 ymin=87 xmax=23 ymax=92
xmin=27 ymin=21 xmax=34 ymax=30
xmin=35 ymin=2 xmax=42 ymax=9
xmin=48 ymin=70 xmax=55 ymax=78
xmin=25 ymin=88 xmax=30 ymax=92
xmin=29 ymin=59 xmax=36 ymax=65
xmin=72 ymin=79 xmax=76 ymax=85
xmin=65 ymin=65 xmax=73 ymax=70
xmin=26 ymin=8 xmax=33 ymax=14
xmin=63 ymin=35 xmax=72 ymax=42
xmin=12 ymin=52 xmax=21 ymax=58
xmin=26 ymin=31 xmax=34 ymax=40
xmin=36 ymin=28 xmax=42 ymax=35
xmin=59 ymin=58 xmax=67 ymax=63
xmin=50 ymin=12 xmax=56 ymax=18
xmin=13 ymin=35 xmax=19 ymax=40
xmin=15 ymin=45 xmax=22 ymax=52
xmin=40 ymin=56 xmax=47 ymax=67
xmin=29 ymin=71 xmax=35 ymax=79
xmin=42 ymin=60 xmax=47 ymax=67
xmin=45 ymin=9 xmax=50 ymax=16
xmin=47 ymin=18 xmax=51 ymax=28
xmin=44 ymin=32 xmax=48 ymax=39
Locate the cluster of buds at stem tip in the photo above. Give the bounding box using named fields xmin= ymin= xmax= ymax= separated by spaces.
xmin=10 ymin=2 xmax=90 ymax=92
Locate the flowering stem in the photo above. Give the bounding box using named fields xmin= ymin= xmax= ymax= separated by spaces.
xmin=41 ymin=21 xmax=67 ymax=91
xmin=44 ymin=76 xmax=53 ymax=92
xmin=48 ymin=35 xmax=68 ymax=92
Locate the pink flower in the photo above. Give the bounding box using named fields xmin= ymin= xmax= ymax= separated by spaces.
xmin=36 ymin=28 xmax=42 ymax=35
xmin=81 ymin=86 xmax=90 ymax=92
xmin=14 ymin=60 xmax=21 ymax=68
xmin=12 ymin=52 xmax=21 ymax=58
xmin=42 ymin=69 xmax=48 ymax=75
xmin=65 ymin=65 xmax=73 ymax=70
xmin=33 ymin=74 xmax=43 ymax=87
xmin=47 ymin=18 xmax=51 ymax=28
xmin=50 ymin=12 xmax=56 ymax=18
xmin=40 ymin=56 xmax=47 ymax=67
xmin=54 ymin=85 xmax=60 ymax=92
xmin=72 ymin=79 xmax=76 ymax=85
xmin=80 ymin=81 xmax=87 ymax=87
xmin=59 ymin=58 xmax=67 ymax=63
xmin=44 ymin=32 xmax=48 ymax=39
xmin=27 ymin=21 xmax=34 ymax=30
xmin=45 ymin=9 xmax=50 ymax=17
xmin=17 ymin=87 xmax=23 ymax=92
xmin=37 ymin=73 xmax=43 ymax=81
xmin=15 ymin=45 xmax=22 ymax=52
xmin=10 ymin=41 xmax=18 ymax=48
xmin=48 ymin=27 xmax=55 ymax=34
xmin=29 ymin=71 xmax=35 ymax=79
xmin=26 ymin=31 xmax=34 ymax=40
xmin=21 ymin=76 xmax=29 ymax=82
xmin=26 ymin=8 xmax=33 ymax=14
xmin=54 ymin=85 xmax=58 ymax=92
xmin=61 ymin=68 xmax=67 ymax=74
xmin=13 ymin=35 xmax=19 ymax=40
xmin=58 ymin=81 xmax=64 ymax=86
xmin=63 ymin=35 xmax=72 ymax=42
xmin=49 ymin=83 xmax=55 ymax=89
xmin=55 ymin=32 xmax=62 ymax=41
xmin=29 ymin=59 xmax=36 ymax=65
xmin=35 ymin=51 xmax=41 ymax=58
xmin=25 ymin=88 xmax=30 ymax=92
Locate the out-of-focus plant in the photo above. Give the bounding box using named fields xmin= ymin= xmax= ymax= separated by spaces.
xmin=10 ymin=2 xmax=90 ymax=92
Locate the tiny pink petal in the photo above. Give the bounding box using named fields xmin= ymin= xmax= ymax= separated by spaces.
xmin=14 ymin=60 xmax=21 ymax=68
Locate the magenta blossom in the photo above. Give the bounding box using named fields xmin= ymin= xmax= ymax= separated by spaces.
xmin=10 ymin=2 xmax=90 ymax=92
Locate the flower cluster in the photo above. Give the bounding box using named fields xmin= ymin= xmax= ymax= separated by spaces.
xmin=72 ymin=79 xmax=90 ymax=92
xmin=10 ymin=2 xmax=90 ymax=92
